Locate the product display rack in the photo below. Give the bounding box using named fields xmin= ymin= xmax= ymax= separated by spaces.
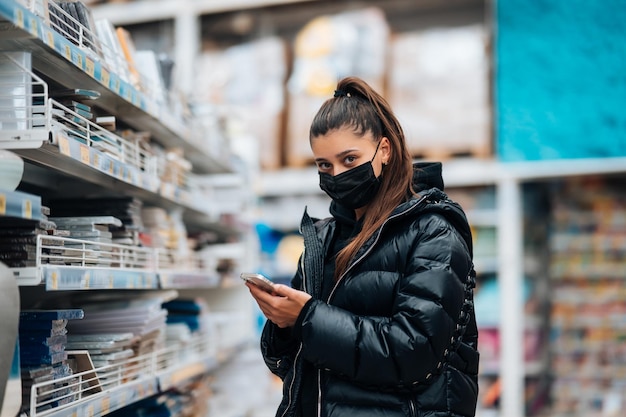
xmin=0 ymin=0 xmax=229 ymax=174
xmin=21 ymin=326 xmax=245 ymax=417
xmin=0 ymin=1 xmax=255 ymax=416
xmin=546 ymin=175 xmax=626 ymax=416
xmin=68 ymin=0 xmax=626 ymax=416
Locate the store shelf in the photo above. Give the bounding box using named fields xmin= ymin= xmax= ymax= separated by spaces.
xmin=17 ymin=140 xmax=229 ymax=232
xmin=24 ymin=333 xmax=226 ymax=417
xmin=255 ymin=158 xmax=503 ymax=198
xmin=92 ymin=0 xmax=320 ymax=25
xmin=0 ymin=1 xmax=254 ymax=416
xmin=0 ymin=0 xmax=230 ymax=174
xmin=0 ymin=188 xmax=42 ymax=220
xmin=255 ymin=157 xmax=626 ymax=198
xmin=9 ymin=234 xmax=225 ymax=290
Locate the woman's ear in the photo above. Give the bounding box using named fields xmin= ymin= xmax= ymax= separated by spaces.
xmin=380 ymin=137 xmax=391 ymax=165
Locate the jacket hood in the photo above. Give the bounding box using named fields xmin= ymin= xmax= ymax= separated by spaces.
xmin=412 ymin=162 xmax=444 ymax=192
xmin=325 ymin=161 xmax=472 ymax=255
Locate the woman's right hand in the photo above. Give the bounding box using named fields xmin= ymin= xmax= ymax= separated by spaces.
xmin=247 ymin=282 xmax=312 ymax=328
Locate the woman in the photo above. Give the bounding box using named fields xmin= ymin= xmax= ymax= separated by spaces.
xmin=246 ymin=76 xmax=479 ymax=417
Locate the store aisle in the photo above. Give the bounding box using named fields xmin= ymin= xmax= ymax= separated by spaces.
xmin=207 ymin=341 xmax=282 ymax=417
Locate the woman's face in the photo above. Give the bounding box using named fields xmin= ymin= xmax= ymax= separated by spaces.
xmin=311 ymin=128 xmax=390 ymax=177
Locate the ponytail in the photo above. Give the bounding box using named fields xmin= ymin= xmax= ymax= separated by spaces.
xmin=309 ymin=77 xmax=414 ymax=281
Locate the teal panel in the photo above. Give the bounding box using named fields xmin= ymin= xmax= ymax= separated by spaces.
xmin=495 ymin=0 xmax=626 ymax=161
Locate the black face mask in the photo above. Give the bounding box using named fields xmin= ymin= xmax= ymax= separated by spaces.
xmin=318 ymin=144 xmax=382 ymax=210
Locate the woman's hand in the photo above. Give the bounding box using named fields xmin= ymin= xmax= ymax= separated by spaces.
xmin=246 ymin=282 xmax=312 ymax=328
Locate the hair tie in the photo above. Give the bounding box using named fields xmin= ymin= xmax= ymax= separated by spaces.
xmin=333 ymin=89 xmax=350 ymax=98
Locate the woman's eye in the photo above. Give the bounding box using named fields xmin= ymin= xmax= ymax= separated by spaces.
xmin=344 ymin=156 xmax=357 ymax=164
xmin=317 ymin=162 xmax=331 ymax=170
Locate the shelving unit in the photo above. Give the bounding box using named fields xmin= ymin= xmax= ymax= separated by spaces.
xmin=0 ymin=0 xmax=626 ymax=417
xmin=0 ymin=0 xmax=230 ymax=174
xmin=0 ymin=0 xmax=255 ymax=415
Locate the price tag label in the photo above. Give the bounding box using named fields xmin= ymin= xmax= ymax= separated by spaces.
xmin=109 ymin=275 xmax=114 ymax=289
xmin=85 ymin=57 xmax=95 ymax=78
xmin=50 ymin=271 xmax=58 ymax=290
xmin=15 ymin=9 xmax=24 ymax=29
xmin=86 ymin=404 xmax=94 ymax=417
xmin=58 ymin=135 xmax=71 ymax=155
xmin=0 ymin=194 xmax=5 ymax=215
xmin=79 ymin=144 xmax=90 ymax=164
xmin=101 ymin=68 xmax=110 ymax=87
xmin=45 ymin=30 xmax=54 ymax=48
xmin=64 ymin=45 xmax=71 ymax=61
xmin=84 ymin=271 xmax=90 ymax=288
xmin=22 ymin=199 xmax=32 ymax=219
xmin=29 ymin=18 xmax=37 ymax=36
xmin=101 ymin=397 xmax=110 ymax=415
xmin=74 ymin=52 xmax=83 ymax=69
xmin=93 ymin=152 xmax=100 ymax=169
xmin=112 ymin=77 xmax=121 ymax=94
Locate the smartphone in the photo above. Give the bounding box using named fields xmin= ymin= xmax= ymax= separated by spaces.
xmin=240 ymin=272 xmax=276 ymax=294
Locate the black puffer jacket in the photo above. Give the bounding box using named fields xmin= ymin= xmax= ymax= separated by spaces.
xmin=261 ymin=162 xmax=479 ymax=417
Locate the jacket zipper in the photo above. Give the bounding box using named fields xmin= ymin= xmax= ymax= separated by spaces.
xmin=317 ymin=369 xmax=322 ymax=417
xmin=327 ymin=195 xmax=428 ymax=302
xmin=280 ymin=249 xmax=308 ymax=417
xmin=280 ymin=345 xmax=303 ymax=417
xmin=409 ymin=398 xmax=417 ymax=417
xmin=303 ymin=195 xmax=428 ymax=416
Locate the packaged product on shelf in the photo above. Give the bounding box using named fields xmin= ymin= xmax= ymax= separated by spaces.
xmin=193 ymin=36 xmax=287 ymax=170
xmin=115 ymin=26 xmax=141 ymax=88
xmin=387 ymin=24 xmax=490 ymax=159
xmin=18 ymin=308 xmax=85 ymax=413
xmin=47 ymin=1 xmax=101 ymax=58
xmin=134 ymin=50 xmax=168 ymax=107
xmin=94 ymin=18 xmax=131 ymax=83
xmin=0 ymin=217 xmax=65 ymax=267
xmin=0 ymin=52 xmax=33 ymax=132
xmin=548 ymin=177 xmax=626 ymax=415
xmin=286 ymin=7 xmax=389 ymax=167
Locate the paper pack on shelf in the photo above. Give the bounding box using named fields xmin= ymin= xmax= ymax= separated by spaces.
xmin=47 ymin=100 xmax=160 ymax=192
xmin=115 ymin=27 xmax=140 ymax=89
xmin=286 ymin=8 xmax=389 ymax=167
xmin=0 ymin=52 xmax=50 ymax=148
xmin=0 ymin=189 xmax=42 ymax=220
xmin=26 ymin=0 xmax=50 ymax=25
xmin=193 ymin=37 xmax=287 ymax=170
xmin=387 ymin=24 xmax=491 ymax=159
xmin=134 ymin=50 xmax=167 ymax=108
xmin=94 ymin=18 xmax=130 ymax=85
xmin=47 ymin=0 xmax=101 ymax=62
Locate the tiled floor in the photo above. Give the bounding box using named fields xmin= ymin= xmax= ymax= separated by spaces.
xmin=207 ymin=342 xmax=282 ymax=417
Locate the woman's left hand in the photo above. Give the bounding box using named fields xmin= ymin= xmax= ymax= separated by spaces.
xmin=246 ymin=283 xmax=312 ymax=328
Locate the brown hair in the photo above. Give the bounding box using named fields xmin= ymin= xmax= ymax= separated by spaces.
xmin=309 ymin=76 xmax=415 ymax=281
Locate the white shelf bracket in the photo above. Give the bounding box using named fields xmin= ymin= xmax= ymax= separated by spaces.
xmin=497 ymin=174 xmax=525 ymax=417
